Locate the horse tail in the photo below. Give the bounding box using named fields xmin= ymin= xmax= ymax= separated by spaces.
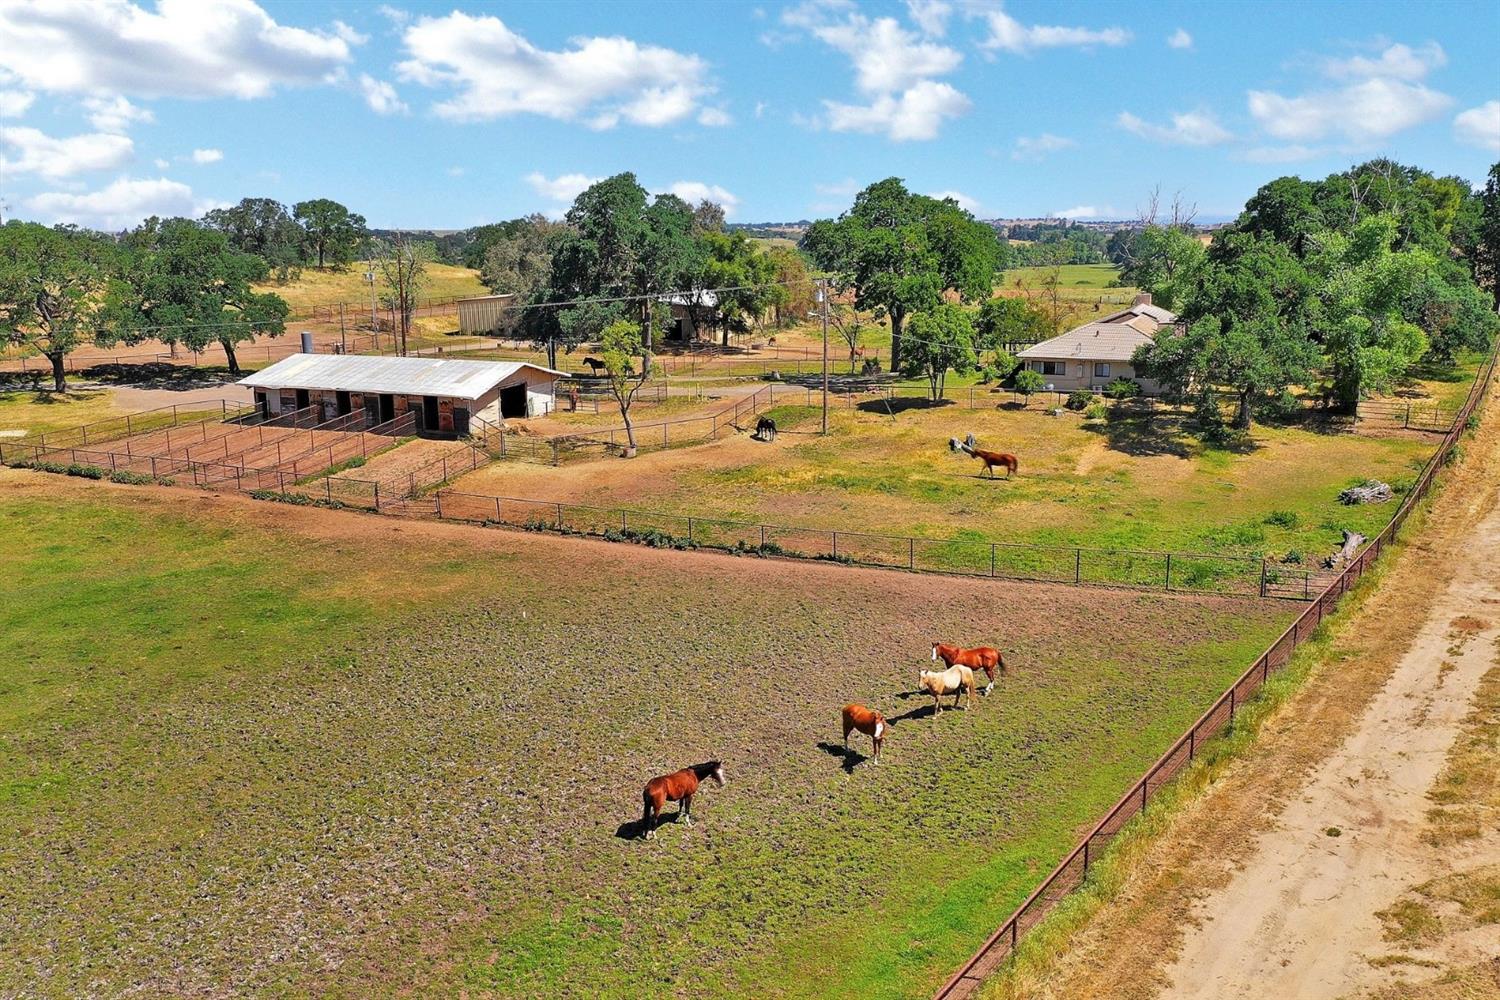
xmin=997 ymin=650 xmax=1006 ymax=674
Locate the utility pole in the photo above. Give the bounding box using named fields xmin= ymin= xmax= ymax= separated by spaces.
xmin=339 ymin=303 xmax=347 ymax=354
xmin=819 ymin=278 xmax=830 ymax=435
xmin=365 ymin=269 xmax=378 ymax=347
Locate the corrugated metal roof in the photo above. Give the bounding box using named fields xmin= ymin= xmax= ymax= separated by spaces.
xmin=237 ymin=354 xmax=563 ymax=400
xmin=1017 ymin=323 xmax=1155 ymax=362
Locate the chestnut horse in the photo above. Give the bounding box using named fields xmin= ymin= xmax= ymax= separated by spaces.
xmin=841 ymin=704 xmax=888 ymax=764
xmin=640 ymin=761 xmax=725 ymax=839
xmin=970 ymin=449 xmax=1018 ymax=479
xmin=932 ymin=641 xmax=1006 ymax=696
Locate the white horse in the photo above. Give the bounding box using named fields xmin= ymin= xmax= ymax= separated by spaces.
xmin=917 ymin=665 xmax=975 ymax=713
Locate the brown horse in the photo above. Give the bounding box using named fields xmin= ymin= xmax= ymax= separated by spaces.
xmin=841 ymin=704 xmax=888 ymax=764
xmin=932 ymin=641 xmax=1006 ymax=696
xmin=951 ymin=435 xmax=1018 ymax=478
xmin=640 ymin=761 xmax=725 ymax=839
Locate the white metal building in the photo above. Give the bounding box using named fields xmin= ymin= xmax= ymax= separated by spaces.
xmin=239 ymin=354 xmax=563 ymax=434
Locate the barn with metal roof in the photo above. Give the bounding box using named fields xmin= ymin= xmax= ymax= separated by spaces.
xmin=239 ymin=354 xmax=564 ymax=435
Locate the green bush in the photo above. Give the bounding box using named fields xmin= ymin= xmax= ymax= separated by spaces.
xmin=1065 ymin=390 xmax=1094 ymax=411
xmin=1084 ymin=400 xmax=1109 ymax=421
xmin=108 ymin=470 xmax=154 ymax=485
xmin=66 ymin=463 xmax=105 ymax=480
xmin=1104 ymin=377 xmax=1142 ymax=400
xmin=1264 ymin=509 xmax=1300 ymax=528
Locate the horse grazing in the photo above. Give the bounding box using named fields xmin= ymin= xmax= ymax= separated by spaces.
xmin=582 ymin=356 xmax=607 ymax=375
xmin=917 ymin=665 xmax=976 ymax=713
xmin=640 ymin=761 xmax=725 ymax=839
xmin=950 ymin=433 xmax=1018 ymax=479
xmin=932 ymin=641 xmax=1006 ymax=696
xmin=755 ymin=416 xmax=777 ymax=442
xmin=841 ymin=704 xmax=888 ymax=764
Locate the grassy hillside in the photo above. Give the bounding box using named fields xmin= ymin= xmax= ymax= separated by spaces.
xmin=255 ymin=261 xmax=487 ymax=314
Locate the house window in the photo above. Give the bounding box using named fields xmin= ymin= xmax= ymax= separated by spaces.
xmin=1094 ymin=362 xmax=1111 ymax=378
xmin=1032 ymin=360 xmax=1067 ymax=377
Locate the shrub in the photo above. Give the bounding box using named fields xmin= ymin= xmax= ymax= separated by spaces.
xmin=66 ymin=463 xmax=105 ymax=480
xmin=1264 ymin=509 xmax=1301 ymax=529
xmin=1283 ymin=549 xmax=1303 ymax=564
xmin=1013 ymin=368 xmax=1045 ymax=401
xmin=1104 ymin=377 xmax=1142 ymax=400
xmin=1065 ymin=390 xmax=1094 ymax=411
xmin=860 ymin=357 xmax=882 ymax=375
xmin=1084 ymin=400 xmax=1109 ymax=421
xmin=108 ymin=470 xmax=154 ymax=485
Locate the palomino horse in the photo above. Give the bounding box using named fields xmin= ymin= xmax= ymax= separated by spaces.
xmin=917 ymin=665 xmax=976 ymax=713
xmin=841 ymin=704 xmax=888 ymax=764
xmin=932 ymin=641 xmax=1006 ymax=695
xmin=640 ymin=761 xmax=725 ymax=839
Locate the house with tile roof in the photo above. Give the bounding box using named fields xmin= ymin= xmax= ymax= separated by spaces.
xmin=1015 ymin=293 xmax=1178 ymax=394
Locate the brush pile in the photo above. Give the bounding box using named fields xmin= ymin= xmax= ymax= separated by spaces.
xmin=1338 ymin=480 xmax=1393 ymax=505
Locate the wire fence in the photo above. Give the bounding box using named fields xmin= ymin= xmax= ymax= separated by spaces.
xmin=930 ymin=343 xmax=1498 ymax=1000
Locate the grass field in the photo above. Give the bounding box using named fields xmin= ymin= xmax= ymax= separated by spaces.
xmin=0 ymin=473 xmax=1292 ymax=998
xmin=1001 ymin=264 xmax=1125 ymax=289
xmin=451 ymin=397 xmax=1434 ymax=563
xmin=254 ymin=261 xmax=487 ymax=314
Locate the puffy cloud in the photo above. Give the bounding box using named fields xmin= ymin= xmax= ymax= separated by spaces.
xmin=82 ymin=95 xmax=154 ymax=131
xmin=697 ymin=106 xmax=732 ymax=127
xmin=0 ymin=88 xmax=34 ymax=118
xmin=26 ymin=175 xmax=215 ymax=229
xmin=0 ymin=0 xmax=354 ymax=100
xmin=1167 ymin=28 xmax=1192 ymax=50
xmin=823 ymin=79 xmax=970 ymax=142
xmin=1248 ymin=78 xmax=1451 ymax=143
xmin=330 ymin=20 xmax=368 ymax=46
xmin=190 ymin=147 xmax=223 ymax=164
xmin=905 ymin=0 xmax=951 ymax=37
xmin=928 ymin=189 xmax=980 ymax=213
xmin=1012 ymin=132 xmax=1076 ymax=160
xmin=973 ymin=4 xmax=1129 ymax=54
xmin=358 ymin=74 xmax=408 ymax=115
xmin=1453 ymin=100 xmax=1500 ymax=153
xmin=397 ymin=11 xmax=715 ymax=128
xmin=1 ymin=126 xmax=134 ymax=178
xmin=524 ymin=171 xmax=602 ymax=205
xmin=668 ymin=181 xmax=739 ymax=215
xmin=1323 ymin=41 xmax=1445 ymax=82
xmin=1116 ymin=110 xmax=1232 ymax=146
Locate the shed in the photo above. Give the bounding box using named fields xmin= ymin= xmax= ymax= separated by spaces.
xmin=457 ymin=293 xmax=517 ymax=336
xmin=238 ymin=354 xmax=563 ymax=434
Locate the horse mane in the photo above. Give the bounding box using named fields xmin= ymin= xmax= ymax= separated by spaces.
xmin=690 ymin=761 xmax=721 ymax=779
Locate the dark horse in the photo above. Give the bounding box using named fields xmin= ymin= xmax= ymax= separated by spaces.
xmin=755 ymin=416 xmax=777 ymax=441
xmin=641 ymin=761 xmax=725 ymax=839
xmin=582 ymin=356 xmax=607 ymax=375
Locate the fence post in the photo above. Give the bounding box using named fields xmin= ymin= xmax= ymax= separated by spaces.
xmin=832 ymin=531 xmax=839 ymax=560
xmin=1229 ymin=687 xmax=1236 ymax=724
xmin=909 ymin=536 xmax=915 ymax=570
xmin=374 ymin=482 xmax=381 ymax=510
xmin=1082 ymin=839 xmax=1089 ymax=875
xmin=556 ymin=502 xmax=564 ymax=528
xmin=1188 ymin=728 xmax=1195 ymax=761
xmin=1074 ymin=548 xmax=1082 ymax=584
xmin=1140 ymin=779 xmax=1148 ymax=814
xmin=1260 ymin=560 xmax=1268 ymax=598
xmin=687 ymin=517 xmax=694 ymax=544
xmin=990 ymin=544 xmax=996 ymax=577
xmin=1165 ymin=553 xmax=1172 ymax=591
xmin=435 ymin=491 xmax=442 ymax=517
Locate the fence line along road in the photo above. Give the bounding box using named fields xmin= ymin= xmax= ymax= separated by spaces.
xmin=931 ymin=344 xmax=1497 ymax=1000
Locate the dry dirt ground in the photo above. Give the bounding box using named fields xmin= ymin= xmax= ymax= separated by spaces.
xmin=993 ymin=379 xmax=1500 ymax=1000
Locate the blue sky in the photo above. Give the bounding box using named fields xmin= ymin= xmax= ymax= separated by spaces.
xmin=1 ymin=0 xmax=1497 ymax=231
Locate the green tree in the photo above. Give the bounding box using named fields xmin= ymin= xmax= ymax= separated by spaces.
xmin=763 ymin=244 xmax=816 ymax=328
xmin=974 ymin=296 xmax=1051 ymax=349
xmin=0 ymin=222 xmax=125 ymax=391
xmin=1472 ymin=163 xmax=1500 ymax=310
xmin=1119 ymin=224 xmax=1206 ymax=309
xmin=696 ymin=230 xmax=775 ymax=345
xmin=598 ymin=318 xmax=652 ymax=457
xmin=801 ymin=178 xmax=1000 ymax=369
xmin=901 ymin=303 xmax=977 ymax=401
xmin=202 ymin=198 xmax=304 ymax=282
xmin=292 ymin=198 xmax=367 ymax=269
xmin=115 ymin=218 xmax=289 ymax=375
xmin=1012 ymin=367 xmax=1045 ymax=406
xmin=479 ymin=214 xmax=565 ymax=334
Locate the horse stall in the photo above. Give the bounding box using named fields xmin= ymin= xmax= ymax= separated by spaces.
xmin=239 ymin=353 xmax=565 ymax=437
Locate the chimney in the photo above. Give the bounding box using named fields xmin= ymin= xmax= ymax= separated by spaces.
xmin=1133 ymin=292 xmax=1153 ymax=307
xmin=300 ymin=330 xmax=314 ymax=354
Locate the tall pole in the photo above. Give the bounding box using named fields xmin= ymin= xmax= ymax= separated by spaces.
xmin=366 ymin=270 xmax=378 ymax=348
xmin=820 ymin=277 xmax=829 ymax=436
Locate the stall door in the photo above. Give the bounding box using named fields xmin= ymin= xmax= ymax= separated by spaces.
xmin=500 ymin=383 xmax=527 ymax=419
xmin=422 ymin=395 xmax=440 ymax=433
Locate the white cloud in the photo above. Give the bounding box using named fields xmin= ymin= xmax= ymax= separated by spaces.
xmin=81 ymin=95 xmax=154 ymax=131
xmin=190 ymin=147 xmax=223 ymax=164
xmin=1323 ymin=41 xmax=1445 ymax=82
xmin=0 ymin=88 xmax=34 ymax=118
xmin=0 ymin=0 xmax=354 ymax=100
xmin=1012 ymin=132 xmax=1075 ymax=160
xmin=785 ymin=3 xmax=961 ymax=95
xmin=358 ymin=74 xmax=408 ymax=115
xmin=377 ymin=5 xmax=410 ymax=26
xmin=524 ymin=171 xmax=603 ymax=205
xmin=1117 ymin=109 xmax=1232 ymax=145
xmin=905 ymin=0 xmax=951 ymax=37
xmin=397 ymin=11 xmax=715 ymax=128
xmin=1 ymin=126 xmax=134 ymax=178
xmin=1453 ymin=100 xmax=1500 ymax=153
xmin=929 ymin=189 xmax=980 ymax=213
xmin=26 ymin=175 xmax=215 ymax=229
xmin=697 ymin=106 xmax=732 ymax=126
xmin=754 ymin=100 xmax=768 ymax=119
xmin=153 ymin=157 xmax=170 ymax=169
xmin=331 ymin=20 xmax=369 ymax=46
xmin=1055 ymin=205 xmax=1099 ymax=220
xmin=1248 ymin=78 xmax=1451 ymax=143
xmin=668 ymin=181 xmax=739 ymax=216
xmin=1167 ymin=28 xmax=1193 ymax=50
xmin=824 ymin=79 xmax=970 ymax=141
xmin=972 ymin=5 xmax=1130 ymax=54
